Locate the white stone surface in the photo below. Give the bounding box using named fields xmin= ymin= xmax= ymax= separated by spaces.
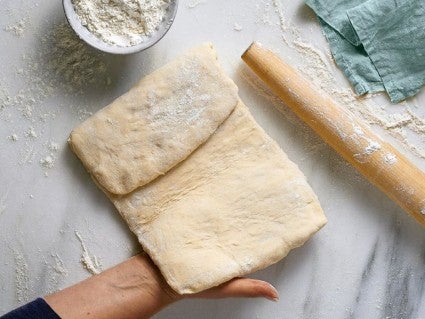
xmin=1 ymin=0 xmax=425 ymax=318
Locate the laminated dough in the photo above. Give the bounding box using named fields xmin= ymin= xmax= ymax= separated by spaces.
xmin=108 ymin=102 xmax=327 ymax=294
xmin=69 ymin=43 xmax=239 ymax=195
xmin=69 ymin=44 xmax=326 ymax=295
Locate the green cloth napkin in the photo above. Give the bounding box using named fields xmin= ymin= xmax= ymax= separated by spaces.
xmin=306 ymin=0 xmax=363 ymax=46
xmin=306 ymin=0 xmax=425 ymax=103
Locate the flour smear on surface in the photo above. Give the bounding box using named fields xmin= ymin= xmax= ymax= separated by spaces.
xmin=72 ymin=0 xmax=172 ymax=46
xmin=0 ymin=191 xmax=7 ymax=217
xmin=1 ymin=21 xmax=112 ymax=175
xmin=75 ymin=231 xmax=103 ymax=275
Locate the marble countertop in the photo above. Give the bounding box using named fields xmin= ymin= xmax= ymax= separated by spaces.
xmin=1 ymin=0 xmax=425 ymax=318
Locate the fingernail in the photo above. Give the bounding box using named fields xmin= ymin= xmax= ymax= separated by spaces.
xmin=266 ymin=283 xmax=279 ymax=302
xmin=266 ymin=295 xmax=279 ymax=302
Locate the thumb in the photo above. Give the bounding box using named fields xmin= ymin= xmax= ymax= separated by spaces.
xmin=189 ymin=278 xmax=279 ymax=301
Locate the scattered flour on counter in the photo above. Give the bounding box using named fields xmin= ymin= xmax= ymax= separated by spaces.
xmin=4 ymin=18 xmax=28 ymax=37
xmin=24 ymin=127 xmax=37 ymax=139
xmin=75 ymin=231 xmax=103 ymax=275
xmin=19 ymin=143 xmax=36 ymax=165
xmin=40 ymin=140 xmax=60 ymax=172
xmin=272 ymin=0 xmax=291 ymax=34
xmin=20 ymin=105 xmax=33 ymax=119
xmin=187 ymin=0 xmax=206 ymax=8
xmin=40 ymin=155 xmax=55 ymax=169
xmin=43 ymin=253 xmax=69 ymax=294
xmin=233 ymin=22 xmax=243 ymax=31
xmin=46 ymin=23 xmax=111 ymax=90
xmin=383 ymin=153 xmax=397 ymax=165
xmin=7 ymin=133 xmax=19 ymax=141
xmin=1 ymin=21 xmax=112 ymax=176
xmin=47 ymin=141 xmax=59 ymax=152
xmin=51 ymin=254 xmax=68 ymax=276
xmin=0 ymin=82 xmax=10 ymax=112
xmin=256 ymin=2 xmax=274 ymax=26
xmin=13 ymin=250 xmax=31 ymax=303
xmin=71 ymin=0 xmax=172 ymax=47
xmin=0 ymin=192 xmax=7 ymax=217
xmin=35 ymin=252 xmax=70 ymax=295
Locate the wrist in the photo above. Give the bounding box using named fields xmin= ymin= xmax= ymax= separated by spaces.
xmin=46 ymin=253 xmax=180 ymax=319
xmin=124 ymin=253 xmax=181 ymax=305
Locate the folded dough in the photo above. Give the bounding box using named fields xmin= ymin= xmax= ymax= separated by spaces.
xmin=69 ymin=43 xmax=239 ymax=195
xmin=69 ymin=44 xmax=326 ymax=295
xmin=108 ymin=102 xmax=327 ymax=294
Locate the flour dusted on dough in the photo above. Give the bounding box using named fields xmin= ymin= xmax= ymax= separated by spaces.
xmin=72 ymin=0 xmax=171 ymax=46
xmin=69 ymin=43 xmax=239 ymax=195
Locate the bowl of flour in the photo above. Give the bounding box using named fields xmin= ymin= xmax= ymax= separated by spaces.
xmin=63 ymin=0 xmax=178 ymax=54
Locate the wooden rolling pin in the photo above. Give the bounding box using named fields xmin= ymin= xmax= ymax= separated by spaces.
xmin=242 ymin=42 xmax=425 ymax=227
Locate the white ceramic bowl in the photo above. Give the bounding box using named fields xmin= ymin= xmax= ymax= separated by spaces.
xmin=63 ymin=0 xmax=179 ymax=55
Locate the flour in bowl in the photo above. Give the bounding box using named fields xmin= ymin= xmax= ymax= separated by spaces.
xmin=71 ymin=0 xmax=171 ymax=47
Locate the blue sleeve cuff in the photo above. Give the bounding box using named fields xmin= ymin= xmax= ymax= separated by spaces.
xmin=0 ymin=298 xmax=61 ymax=319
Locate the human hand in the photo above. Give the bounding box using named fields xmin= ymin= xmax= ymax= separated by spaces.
xmin=46 ymin=253 xmax=279 ymax=319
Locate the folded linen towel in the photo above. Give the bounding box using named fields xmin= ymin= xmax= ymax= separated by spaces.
xmin=306 ymin=0 xmax=425 ymax=103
